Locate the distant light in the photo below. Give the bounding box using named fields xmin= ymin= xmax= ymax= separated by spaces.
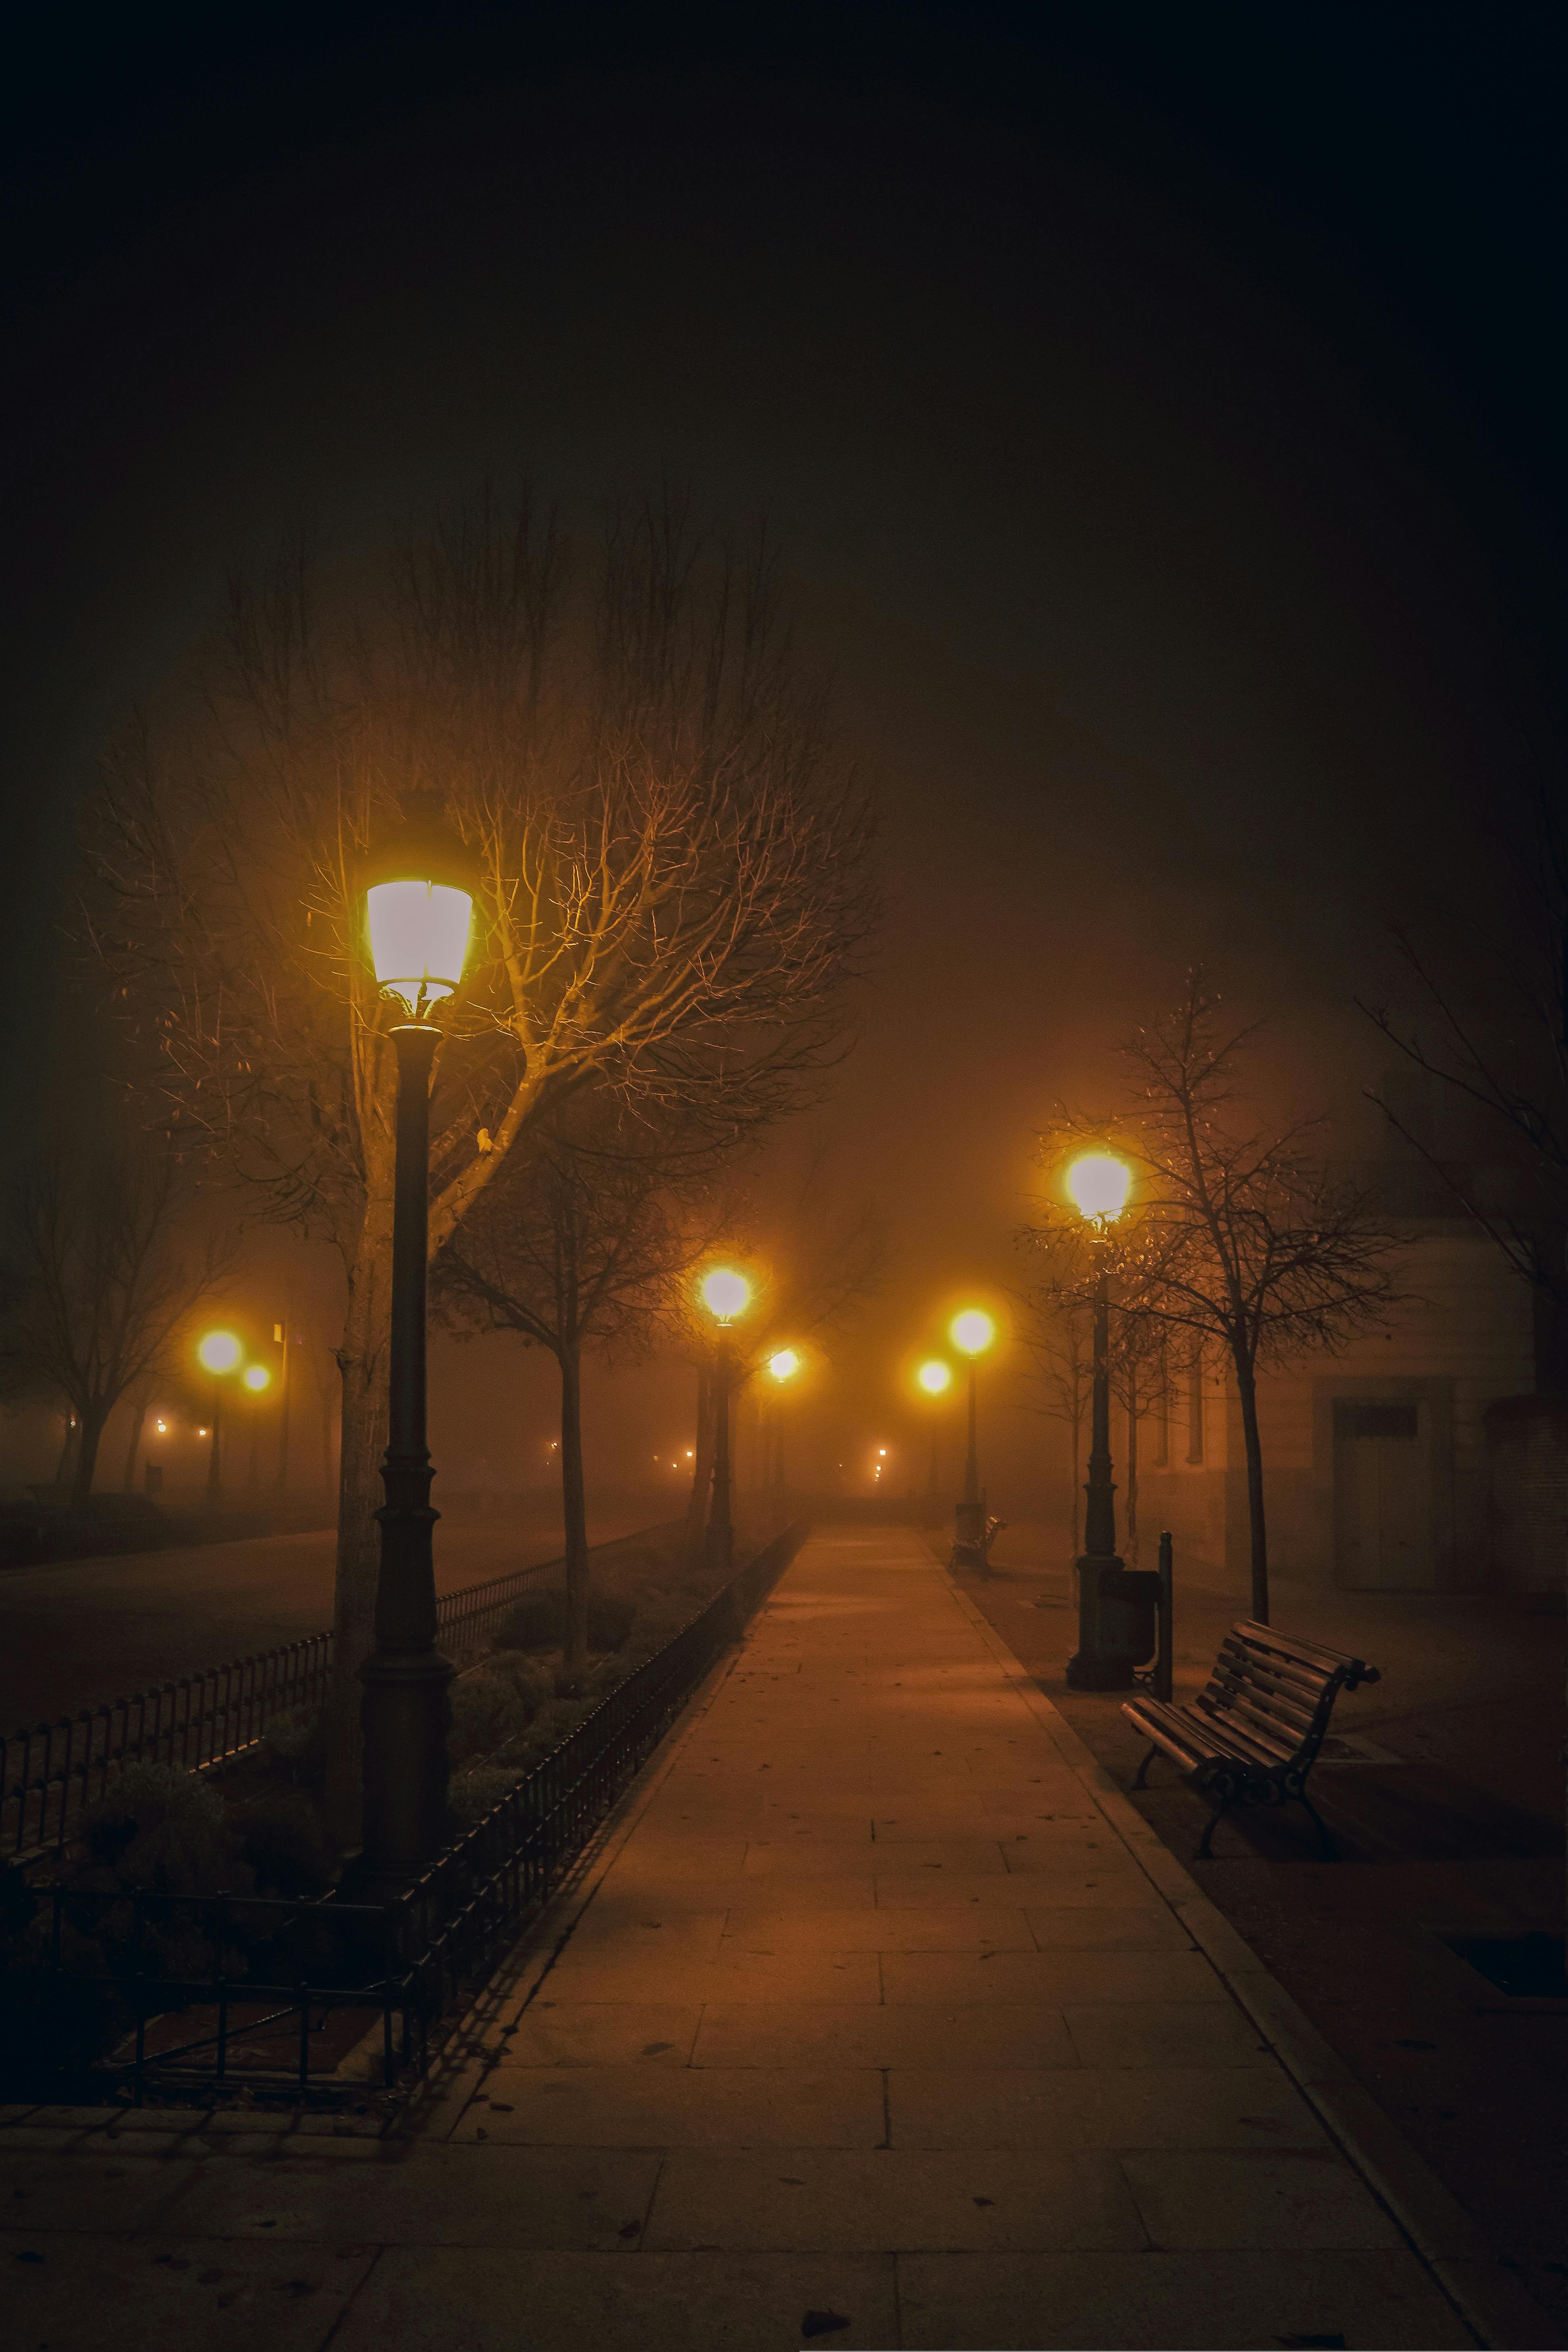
xmin=700 ymin=1267 xmax=751 ymax=1324
xmin=768 ymin=1348 xmax=801 ymax=1383
xmin=916 ymin=1358 xmax=952 ymax=1396
xmin=949 ymin=1309 xmax=997 ymax=1358
xmin=877 ymin=1447 xmax=887 ymax=1456
xmin=197 ymin=1427 xmax=210 ymax=1438
xmin=155 ymin=1419 xmax=168 ymax=1435
xmin=684 ymin=1447 xmax=694 ymax=1460
xmin=1066 ymin=1151 xmax=1131 ymax=1223
xmin=243 ymin=1364 xmax=272 ymax=1393
xmin=197 ymin=1330 xmax=243 ymax=1375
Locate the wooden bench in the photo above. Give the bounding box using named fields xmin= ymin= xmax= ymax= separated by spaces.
xmin=952 ymin=1513 xmax=1007 ymax=1574
xmin=1122 ymin=1619 xmax=1380 ymax=1859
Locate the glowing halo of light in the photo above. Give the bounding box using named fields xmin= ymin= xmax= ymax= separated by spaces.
xmin=949 ymin=1309 xmax=997 ymax=1358
xmin=767 ymin=1348 xmax=802 ymax=1383
xmin=197 ymin=1330 xmax=243 ymax=1375
xmin=242 ymin=1363 xmax=272 ymax=1393
xmin=916 ymin=1358 xmax=953 ymax=1396
xmin=700 ymin=1267 xmax=751 ymax=1324
xmin=1065 ymin=1150 xmax=1132 ymax=1223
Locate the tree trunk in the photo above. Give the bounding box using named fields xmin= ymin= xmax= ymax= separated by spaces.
xmin=71 ymin=1403 xmax=108 ymax=1506
xmin=1234 ymin=1356 xmax=1269 ymax=1623
xmin=686 ymin=1360 xmax=714 ymax=1545
xmin=54 ymin=1416 xmax=77 ymax=1488
xmin=121 ymin=1392 xmax=150 ymax=1493
xmin=559 ymin=1342 xmax=590 ymax=1678
xmin=322 ymin=1196 xmax=394 ymax=1847
xmin=1125 ymin=1369 xmax=1139 ymax=1564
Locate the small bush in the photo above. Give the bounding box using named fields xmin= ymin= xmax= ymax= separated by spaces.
xmin=257 ymin=1705 xmax=328 ymax=1792
xmin=448 ymin=1765 xmax=525 ymax=1830
xmin=231 ymin=1791 xmax=334 ymax=1898
xmin=449 ymin=1668 xmax=533 ymax=1765
xmin=75 ymin=1763 xmax=236 ymax=1899
xmin=484 ymin=1650 xmax=554 ymax=1717
xmin=497 ymin=1587 xmax=565 ymax=1649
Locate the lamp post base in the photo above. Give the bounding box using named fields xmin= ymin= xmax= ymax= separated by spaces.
xmin=351 ymin=1646 xmax=455 ymax=1895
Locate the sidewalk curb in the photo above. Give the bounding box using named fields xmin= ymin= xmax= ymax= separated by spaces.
xmin=941 ymin=1563 xmax=1565 ymax=2352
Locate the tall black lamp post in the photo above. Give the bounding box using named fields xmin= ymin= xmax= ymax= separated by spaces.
xmin=949 ymin=1309 xmax=997 ymax=1568
xmin=1063 ymin=1151 xmax=1158 ymax=1690
xmin=700 ymin=1267 xmax=752 ymax=1572
xmin=355 ymin=790 xmax=478 ymax=1891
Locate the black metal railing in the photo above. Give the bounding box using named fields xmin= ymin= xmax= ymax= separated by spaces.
xmin=1 ymin=1521 xmax=683 ymax=1864
xmin=2 ymin=1523 xmax=805 ymax=2104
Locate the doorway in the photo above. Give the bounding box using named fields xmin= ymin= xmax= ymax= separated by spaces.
xmin=1333 ymin=1397 xmax=1433 ymax=1588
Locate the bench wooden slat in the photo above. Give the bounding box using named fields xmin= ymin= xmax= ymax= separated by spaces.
xmin=1212 ymin=1642 xmax=1329 ymax=1707
xmin=1206 ymin=1668 xmax=1320 ymax=1734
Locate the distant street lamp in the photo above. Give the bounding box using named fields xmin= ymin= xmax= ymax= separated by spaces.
xmin=699 ymin=1267 xmax=752 ymax=1571
xmin=1062 ymin=1150 xmax=1145 ymax=1690
xmin=915 ymin=1356 xmax=953 ymax=1523
xmin=196 ymin=1328 xmax=243 ymax=1506
xmin=948 ymin=1309 xmax=997 ymax=1568
xmin=355 ymin=789 xmax=478 ymax=1890
xmin=765 ymin=1347 xmax=801 ymax=1498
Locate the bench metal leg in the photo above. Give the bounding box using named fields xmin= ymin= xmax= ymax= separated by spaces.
xmin=1133 ymin=1743 xmax=1160 ymax=1792
xmin=1297 ymin=1789 xmax=1338 ymax=1861
xmin=1196 ymin=1800 xmax=1227 ymax=1861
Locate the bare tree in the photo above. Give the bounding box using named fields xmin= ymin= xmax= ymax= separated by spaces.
xmin=0 ymin=1130 xmax=237 ymax=1505
xmin=1024 ymin=975 xmax=1403 ymax=1621
xmin=435 ymin=1102 xmax=729 ymax=1673
xmin=1361 ymin=765 xmax=1568 ymax=1304
xmin=81 ymin=487 xmax=876 ymax=1830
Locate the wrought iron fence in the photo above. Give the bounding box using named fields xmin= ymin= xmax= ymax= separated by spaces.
xmin=1 ymin=1521 xmax=683 ymax=1864
xmin=1 ymin=1523 xmax=805 ymax=2103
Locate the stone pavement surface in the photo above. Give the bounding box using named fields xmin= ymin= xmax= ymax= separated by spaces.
xmin=3 ymin=1526 xmax=1557 ymax=2349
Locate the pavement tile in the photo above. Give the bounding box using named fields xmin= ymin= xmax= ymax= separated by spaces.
xmin=881 ymin=1949 xmax=1228 ymax=2005
xmin=452 ymin=2065 xmax=886 ymax=2148
xmin=691 ymin=2003 xmax=1080 ymax=2071
xmin=646 ymin=2148 xmax=1150 ymax=2252
xmin=1022 ymin=1905 xmax=1195 ymax=1951
xmin=741 ymin=1840 xmax=1008 ymax=1877
xmin=152 ymin=2143 xmax=661 ymax=2248
xmin=604 ymin=1839 xmax=751 ymax=1882
xmin=599 ymin=1877 xmax=880 ymax=1914
xmin=565 ymin=1911 xmax=726 ymax=1963
xmin=717 ymin=1906 xmax=1038 ymax=1953
xmin=325 ymin=2248 xmax=901 ymax=2352
xmin=896 ymin=2248 xmax=1476 ymax=2349
xmin=543 ymin=1952 xmax=885 ymax=2004
xmin=1120 ymin=2148 xmax=1406 ymax=2250
xmin=0 ymin=2229 xmax=376 ymax=2352
xmin=486 ymin=2003 xmax=703 ymax=2067
xmin=888 ymin=2066 xmax=1330 ymax=2150
xmin=0 ymin=2150 xmax=201 ymax=2231
xmin=1063 ymin=2003 xmax=1277 ymax=2069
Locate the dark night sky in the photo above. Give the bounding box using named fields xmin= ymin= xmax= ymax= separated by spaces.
xmin=3 ymin=5 xmax=1563 ymax=1497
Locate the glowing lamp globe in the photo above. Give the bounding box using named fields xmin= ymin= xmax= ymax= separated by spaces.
xmin=1066 ymin=1151 xmax=1131 ymax=1222
xmin=768 ymin=1348 xmax=802 ymax=1383
xmin=242 ymin=1364 xmax=272 ymax=1393
xmin=361 ymin=790 xmax=479 ymax=1018
xmin=916 ymin=1358 xmax=953 ymax=1396
xmin=700 ymin=1268 xmax=751 ymax=1325
xmin=949 ymin=1309 xmax=997 ymax=1358
xmin=197 ymin=1330 xmax=243 ymax=1375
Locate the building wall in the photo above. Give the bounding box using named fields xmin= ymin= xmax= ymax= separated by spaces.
xmin=1134 ymin=1225 xmax=1539 ymax=1593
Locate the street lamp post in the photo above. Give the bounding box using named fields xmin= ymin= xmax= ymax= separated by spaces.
xmin=700 ymin=1269 xmax=751 ymax=1572
xmin=353 ymin=789 xmax=478 ymax=1891
xmin=1062 ymin=1152 xmax=1160 ymax=1690
xmin=915 ymin=1357 xmax=953 ymax=1526
xmin=196 ymin=1329 xmax=243 ymax=1506
xmin=766 ymin=1348 xmax=801 ymax=1502
xmin=948 ymin=1310 xmax=997 ymax=1569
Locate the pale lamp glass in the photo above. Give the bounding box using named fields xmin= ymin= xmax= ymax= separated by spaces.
xmin=916 ymin=1357 xmax=953 ymax=1396
xmin=700 ymin=1268 xmax=751 ymax=1323
xmin=243 ymin=1364 xmax=272 ymax=1393
xmin=366 ymin=879 xmax=474 ymax=1016
xmin=949 ymin=1309 xmax=996 ymax=1357
xmin=197 ymin=1330 xmax=243 ymax=1375
xmin=767 ymin=1348 xmax=801 ymax=1382
xmin=1066 ymin=1151 xmax=1132 ymax=1221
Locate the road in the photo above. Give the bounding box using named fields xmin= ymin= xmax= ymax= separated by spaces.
xmin=0 ymin=1506 xmax=660 ymax=1729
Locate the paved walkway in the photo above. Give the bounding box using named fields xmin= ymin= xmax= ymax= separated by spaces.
xmin=2 ymin=1527 xmax=1548 ymax=2349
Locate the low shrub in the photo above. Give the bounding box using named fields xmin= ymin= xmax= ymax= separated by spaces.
xmin=449 ymin=1667 xmax=536 ymax=1765
xmin=74 ymin=1762 xmax=235 ymax=1900
xmin=493 ymin=1583 xmax=640 ymax=1655
xmin=448 ymin=1765 xmax=526 ymax=1829
xmin=484 ymin=1650 xmax=555 ymax=1716
xmin=230 ymin=1791 xmax=334 ymax=1898
xmin=257 ymin=1704 xmax=329 ymax=1792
